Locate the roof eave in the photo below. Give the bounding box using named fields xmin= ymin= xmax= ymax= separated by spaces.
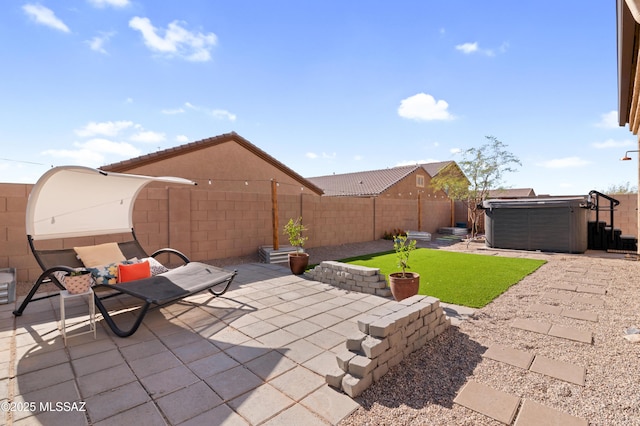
xmin=100 ymin=132 xmax=324 ymax=196
xmin=618 ymin=0 xmax=638 ymax=126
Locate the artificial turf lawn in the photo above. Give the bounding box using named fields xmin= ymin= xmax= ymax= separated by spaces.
xmin=340 ymin=248 xmax=546 ymax=308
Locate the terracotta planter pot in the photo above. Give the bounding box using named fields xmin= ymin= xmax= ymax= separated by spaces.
xmin=65 ymin=270 xmax=92 ymax=294
xmin=288 ymin=253 xmax=309 ymax=275
xmin=388 ymin=272 xmax=420 ymax=301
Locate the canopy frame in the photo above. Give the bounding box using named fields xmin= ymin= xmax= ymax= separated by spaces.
xmin=26 ymin=166 xmax=196 ymax=241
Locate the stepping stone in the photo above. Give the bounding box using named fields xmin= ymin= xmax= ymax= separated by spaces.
xmin=511 ymin=319 xmax=552 ymax=335
xmin=547 ymin=283 xmax=577 ymax=292
xmin=528 ymin=304 xmax=562 ymax=315
xmin=571 ymin=295 xmax=605 ymax=307
xmin=548 ymin=324 xmax=592 ymax=344
xmin=484 ymin=344 xmax=534 ymax=369
xmin=543 ymin=292 xmax=573 ymax=302
xmin=561 ymin=308 xmax=598 ymax=322
xmin=454 ymin=381 xmax=520 ymax=425
xmin=575 ymin=285 xmax=606 ymax=295
xmin=514 ymin=399 xmax=587 ymax=426
xmin=529 ymin=355 xmax=585 ymax=385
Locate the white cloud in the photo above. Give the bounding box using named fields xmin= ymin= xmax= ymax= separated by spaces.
xmin=455 ymin=42 xmax=478 ymax=54
xmin=162 ymin=108 xmax=185 ymax=115
xmin=455 ymin=41 xmax=506 ymax=57
xmin=176 ymin=135 xmax=189 ymax=143
xmin=88 ymin=0 xmax=130 ymax=8
xmin=591 ymin=138 xmax=634 ymax=149
xmin=212 ymin=109 xmax=237 ymax=121
xmin=354 ymin=155 xmax=363 ymax=161
xmin=23 ymin=4 xmax=70 ymax=33
xmin=595 ymin=110 xmax=620 ymax=129
xmin=129 ymin=17 xmax=217 ymax=62
xmin=395 ymin=159 xmax=440 ymax=167
xmin=125 ymin=97 xmax=133 ymax=104
xmin=75 ymin=138 xmax=141 ymax=156
xmin=86 ymin=31 xmax=115 ymax=54
xmin=130 ymin=131 xmax=166 ymax=143
xmin=307 ymin=152 xmax=336 ymax=160
xmin=75 ymin=120 xmax=133 ymax=137
xmin=450 ymin=148 xmax=462 ymax=154
xmin=536 ymin=157 xmax=591 ymax=168
xmin=398 ymin=93 xmax=454 ymax=121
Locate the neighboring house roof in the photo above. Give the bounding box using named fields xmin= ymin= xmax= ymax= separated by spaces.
xmin=488 ymin=188 xmax=536 ymax=198
xmin=100 ymin=132 xmax=324 ymax=195
xmin=307 ymin=161 xmax=453 ymax=197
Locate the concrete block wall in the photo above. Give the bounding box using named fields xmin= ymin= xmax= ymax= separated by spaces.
xmin=326 ymin=294 xmax=450 ymax=397
xmin=587 ymin=193 xmax=637 ymax=237
xmin=306 ymin=261 xmax=392 ymax=297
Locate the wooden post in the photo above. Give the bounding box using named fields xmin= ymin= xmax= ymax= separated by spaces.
xmin=272 ymin=179 xmax=279 ymax=250
xmin=451 ymin=198 xmax=455 ymax=227
xmin=417 ymin=193 xmax=422 ymax=231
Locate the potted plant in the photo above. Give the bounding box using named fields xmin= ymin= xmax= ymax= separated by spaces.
xmin=65 ymin=269 xmax=93 ymax=294
xmin=283 ymin=217 xmax=309 ymax=275
xmin=388 ymin=234 xmax=420 ymax=301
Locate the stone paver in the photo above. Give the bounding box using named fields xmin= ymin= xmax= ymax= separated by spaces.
xmin=512 ymin=319 xmax=593 ymax=344
xmin=528 ymin=303 xmax=562 ymax=315
xmin=547 ymin=283 xmax=577 ymax=292
xmin=300 ymin=385 xmax=360 ymax=425
xmin=561 ymin=308 xmax=599 ymax=322
xmin=483 ymin=344 xmax=535 ymax=369
xmin=514 ymin=399 xmax=588 ymax=426
xmin=576 ymin=285 xmax=606 ymax=295
xmin=542 ymin=292 xmax=574 ymax=302
xmin=571 ymin=295 xmax=605 ymax=307
xmin=227 ymin=384 xmax=295 ymax=425
xmin=155 ymin=381 xmax=223 ymax=425
xmin=529 ymin=355 xmax=586 ymax=386
xmin=548 ymin=324 xmax=593 ymax=344
xmin=454 ymin=380 xmax=521 ymax=424
xmin=511 ymin=319 xmax=552 ymax=335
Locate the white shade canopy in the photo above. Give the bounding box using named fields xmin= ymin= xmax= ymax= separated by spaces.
xmin=26 ymin=166 xmax=196 ymax=240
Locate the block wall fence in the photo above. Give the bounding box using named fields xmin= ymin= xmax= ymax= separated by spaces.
xmin=3 ymin=182 xmax=637 ymax=283
xmin=1 ymin=183 xmax=457 ymax=283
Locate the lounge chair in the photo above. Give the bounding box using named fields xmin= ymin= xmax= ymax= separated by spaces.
xmin=13 ymin=166 xmax=237 ymax=337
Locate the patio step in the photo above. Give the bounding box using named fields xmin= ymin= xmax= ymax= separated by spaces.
xmin=258 ymin=246 xmax=298 ymax=264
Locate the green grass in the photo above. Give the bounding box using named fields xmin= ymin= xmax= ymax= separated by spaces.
xmin=340 ymin=248 xmax=546 ymax=308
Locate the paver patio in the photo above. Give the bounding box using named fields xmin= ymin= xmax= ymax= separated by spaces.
xmin=4 ymin=263 xmax=385 ymax=425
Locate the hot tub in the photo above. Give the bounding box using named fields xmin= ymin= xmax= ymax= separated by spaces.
xmin=482 ymin=197 xmax=589 ymax=253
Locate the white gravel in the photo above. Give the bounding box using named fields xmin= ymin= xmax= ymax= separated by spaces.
xmin=335 ymin=244 xmax=640 ymax=425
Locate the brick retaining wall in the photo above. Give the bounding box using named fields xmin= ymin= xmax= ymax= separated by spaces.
xmin=305 ymin=261 xmax=391 ymax=297
xmin=326 ymin=295 xmax=450 ymax=397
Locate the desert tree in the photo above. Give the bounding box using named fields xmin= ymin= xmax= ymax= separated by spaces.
xmin=431 ymin=136 xmax=521 ymax=238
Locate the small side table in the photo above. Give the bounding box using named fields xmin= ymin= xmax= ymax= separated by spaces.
xmin=60 ymin=288 xmax=96 ymax=345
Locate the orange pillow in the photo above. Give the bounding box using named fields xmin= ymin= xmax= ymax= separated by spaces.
xmin=118 ymin=261 xmax=151 ymax=283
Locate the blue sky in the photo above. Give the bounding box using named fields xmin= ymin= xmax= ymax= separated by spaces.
xmin=0 ymin=1 xmax=635 ymax=195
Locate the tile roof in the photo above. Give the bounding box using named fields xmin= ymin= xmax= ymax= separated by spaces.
xmin=100 ymin=132 xmax=324 ymax=195
xmin=488 ymin=188 xmax=537 ymax=198
xmin=307 ymin=161 xmax=453 ymax=197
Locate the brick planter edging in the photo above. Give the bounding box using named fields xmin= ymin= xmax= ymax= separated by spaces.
xmin=305 ymin=261 xmax=392 ymax=297
xmin=326 ymin=294 xmax=451 ymax=397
